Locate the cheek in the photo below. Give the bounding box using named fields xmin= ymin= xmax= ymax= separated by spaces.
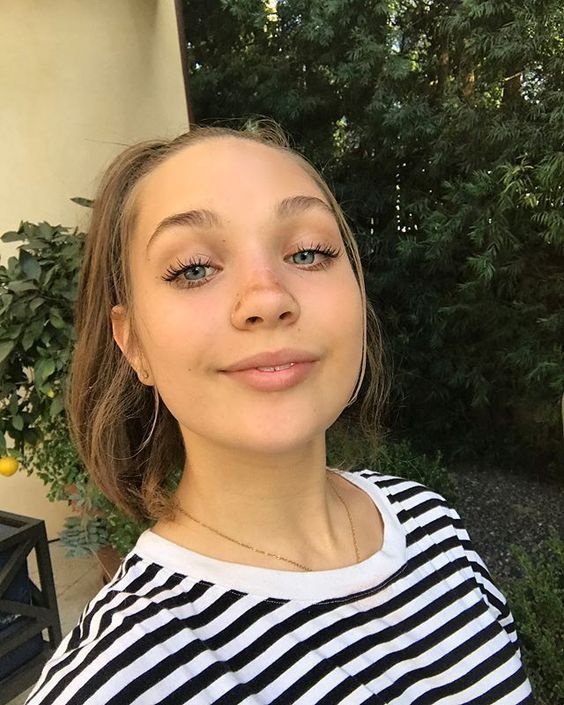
xmin=323 ymin=269 xmax=364 ymax=346
xmin=132 ymin=285 xmax=221 ymax=377
xmin=340 ymin=276 xmax=364 ymax=372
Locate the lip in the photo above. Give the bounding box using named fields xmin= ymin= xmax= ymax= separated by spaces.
xmin=221 ymin=361 xmax=317 ymax=392
xmin=221 ymin=348 xmax=319 ymax=373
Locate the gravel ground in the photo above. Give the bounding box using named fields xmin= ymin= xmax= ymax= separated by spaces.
xmin=448 ymin=461 xmax=564 ymax=584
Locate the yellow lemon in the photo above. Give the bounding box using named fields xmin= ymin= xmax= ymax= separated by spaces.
xmin=0 ymin=456 xmax=19 ymax=477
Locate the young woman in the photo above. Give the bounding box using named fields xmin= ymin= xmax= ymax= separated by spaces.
xmin=27 ymin=125 xmax=532 ymax=704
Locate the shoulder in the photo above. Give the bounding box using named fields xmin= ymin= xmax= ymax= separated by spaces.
xmin=349 ymin=468 xmax=473 ymax=560
xmin=353 ymin=468 xmax=515 ymax=623
xmin=349 ymin=467 xmax=455 ymax=517
xmin=26 ymin=552 xmax=203 ymax=705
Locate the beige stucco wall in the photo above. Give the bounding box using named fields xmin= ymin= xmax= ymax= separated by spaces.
xmin=0 ymin=0 xmax=189 ymax=538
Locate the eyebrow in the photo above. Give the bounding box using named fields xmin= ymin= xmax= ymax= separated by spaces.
xmin=145 ymin=195 xmax=335 ymax=252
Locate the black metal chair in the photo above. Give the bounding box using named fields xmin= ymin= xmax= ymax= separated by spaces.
xmin=0 ymin=510 xmax=62 ymax=705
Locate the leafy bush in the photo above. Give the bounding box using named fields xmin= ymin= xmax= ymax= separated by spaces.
xmin=327 ymin=419 xmax=457 ymax=504
xmin=504 ymin=531 xmax=564 ymax=705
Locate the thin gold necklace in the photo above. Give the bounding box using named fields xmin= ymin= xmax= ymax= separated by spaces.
xmin=174 ymin=470 xmax=361 ymax=572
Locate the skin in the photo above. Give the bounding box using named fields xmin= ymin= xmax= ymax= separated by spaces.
xmin=112 ymin=137 xmax=383 ymax=571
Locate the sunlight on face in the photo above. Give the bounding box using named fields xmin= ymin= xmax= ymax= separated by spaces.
xmin=118 ymin=137 xmax=364 ymax=457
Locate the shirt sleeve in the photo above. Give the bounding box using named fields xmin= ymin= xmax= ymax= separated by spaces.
xmin=446 ymin=503 xmax=520 ymax=642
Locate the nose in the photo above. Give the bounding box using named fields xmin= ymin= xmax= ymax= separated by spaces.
xmin=230 ymin=267 xmax=300 ymax=330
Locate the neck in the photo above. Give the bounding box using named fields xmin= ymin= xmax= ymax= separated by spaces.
xmin=178 ymin=434 xmax=331 ymax=532
xmin=158 ymin=432 xmax=357 ymax=570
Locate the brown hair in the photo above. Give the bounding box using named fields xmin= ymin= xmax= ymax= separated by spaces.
xmin=68 ymin=123 xmax=388 ymax=522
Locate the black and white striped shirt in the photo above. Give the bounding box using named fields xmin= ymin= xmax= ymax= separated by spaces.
xmin=27 ymin=470 xmax=533 ymax=704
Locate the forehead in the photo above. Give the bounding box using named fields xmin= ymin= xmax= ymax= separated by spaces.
xmin=133 ymin=137 xmax=327 ymax=230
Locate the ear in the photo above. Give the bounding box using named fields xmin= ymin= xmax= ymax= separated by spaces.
xmin=111 ymin=305 xmax=154 ymax=385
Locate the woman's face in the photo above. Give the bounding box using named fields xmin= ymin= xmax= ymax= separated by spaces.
xmin=113 ymin=137 xmax=364 ymax=457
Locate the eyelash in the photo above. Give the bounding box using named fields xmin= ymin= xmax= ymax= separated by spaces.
xmin=161 ymin=242 xmax=342 ymax=289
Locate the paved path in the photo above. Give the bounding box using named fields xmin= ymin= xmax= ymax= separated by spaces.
xmin=450 ymin=462 xmax=564 ymax=584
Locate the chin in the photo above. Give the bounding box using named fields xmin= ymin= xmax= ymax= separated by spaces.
xmin=220 ymin=419 xmax=328 ymax=456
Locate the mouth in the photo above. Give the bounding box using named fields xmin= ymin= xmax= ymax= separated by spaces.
xmin=221 ymin=360 xmax=317 ymax=391
xmin=222 ymin=348 xmax=320 ymax=373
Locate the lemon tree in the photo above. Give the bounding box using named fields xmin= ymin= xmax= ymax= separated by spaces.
xmin=0 ymin=221 xmax=82 ymax=457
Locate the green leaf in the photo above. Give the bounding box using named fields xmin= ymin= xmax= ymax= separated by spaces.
xmin=23 ymin=428 xmax=39 ymax=444
xmin=1 ymin=230 xmax=24 ymax=243
xmin=23 ymin=222 xmax=38 ymax=239
xmin=30 ymin=297 xmax=44 ymax=311
xmin=19 ymin=249 xmax=41 ymax=280
xmin=34 ymin=357 xmax=56 ymax=386
xmin=29 ymin=319 xmax=44 ymax=339
xmin=49 ymin=310 xmax=66 ymax=329
xmin=0 ymin=293 xmax=14 ymax=308
xmin=12 ymin=414 xmax=24 ymax=431
xmin=8 ymin=394 xmax=19 ymax=416
xmin=0 ymin=340 xmax=15 ymax=364
xmin=71 ymin=197 xmax=94 ymax=208
xmin=10 ymin=300 xmax=26 ymax=319
xmin=38 ymin=222 xmax=56 ymax=238
xmin=43 ymin=267 xmax=56 ymax=286
xmin=7 ymin=325 xmax=23 ymax=340
xmin=6 ymin=256 xmax=19 ymax=275
xmin=21 ymin=328 xmax=36 ymax=351
xmin=7 ymin=280 xmax=36 ymax=294
xmin=49 ymin=395 xmax=65 ymax=418
xmin=61 ymin=286 xmax=78 ymax=302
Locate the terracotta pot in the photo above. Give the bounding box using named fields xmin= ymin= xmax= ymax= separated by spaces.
xmin=96 ymin=545 xmax=122 ymax=584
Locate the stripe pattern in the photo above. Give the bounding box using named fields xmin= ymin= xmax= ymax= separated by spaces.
xmin=26 ymin=471 xmax=533 ymax=704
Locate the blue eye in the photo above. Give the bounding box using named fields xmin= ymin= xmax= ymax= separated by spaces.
xmin=162 ymin=257 xmax=215 ymax=285
xmin=181 ymin=264 xmax=212 ymax=281
xmin=292 ymin=251 xmax=316 ymax=265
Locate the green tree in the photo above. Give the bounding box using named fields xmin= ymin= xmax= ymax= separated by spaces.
xmin=183 ymin=0 xmax=564 ymax=475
